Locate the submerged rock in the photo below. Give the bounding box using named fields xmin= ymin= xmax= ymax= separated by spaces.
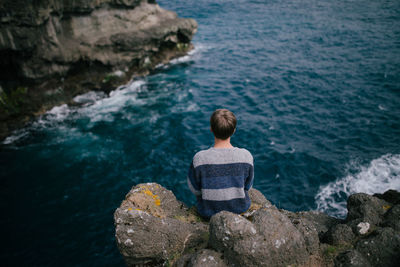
xmin=0 ymin=0 xmax=197 ymax=140
xmin=114 ymin=184 xmax=400 ymax=267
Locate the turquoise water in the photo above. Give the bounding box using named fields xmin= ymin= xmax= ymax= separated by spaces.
xmin=1 ymin=0 xmax=400 ymax=265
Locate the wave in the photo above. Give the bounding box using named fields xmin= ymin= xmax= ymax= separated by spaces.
xmin=315 ymin=154 xmax=400 ymax=218
xmin=155 ymin=43 xmax=209 ymax=69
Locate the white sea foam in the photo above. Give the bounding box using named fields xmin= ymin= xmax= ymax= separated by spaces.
xmin=3 ymin=80 xmax=146 ymax=144
xmin=73 ymin=91 xmax=106 ymax=105
xmin=82 ymin=80 xmax=146 ymax=123
xmin=2 ymin=130 xmax=29 ymax=145
xmin=155 ymin=43 xmax=209 ymax=69
xmin=315 ymin=154 xmax=400 ymax=218
xmin=34 ymin=104 xmax=72 ymax=127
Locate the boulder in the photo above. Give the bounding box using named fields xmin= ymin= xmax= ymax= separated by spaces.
xmin=209 ymin=209 xmax=309 ymax=267
xmin=383 ymin=204 xmax=400 ymax=231
xmin=280 ymin=209 xmax=320 ymax=255
xmin=323 ymin=224 xmax=355 ymax=246
xmin=183 ymin=249 xmax=227 ymax=267
xmin=114 ymin=184 xmax=400 ymax=267
xmin=354 ymin=227 xmax=400 ymax=267
xmin=114 ymin=183 xmax=208 ymax=266
xmin=346 ymin=193 xmax=390 ymax=227
xmin=295 ymin=210 xmax=341 ymax=240
xmin=374 ymin=189 xmax=400 ymax=205
xmin=334 ymin=250 xmax=372 ymax=267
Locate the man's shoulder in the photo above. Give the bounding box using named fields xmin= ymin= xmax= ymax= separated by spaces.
xmin=192 ymin=147 xmax=253 ymax=168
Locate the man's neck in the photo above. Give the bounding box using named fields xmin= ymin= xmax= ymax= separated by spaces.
xmin=213 ymin=137 xmax=233 ymax=148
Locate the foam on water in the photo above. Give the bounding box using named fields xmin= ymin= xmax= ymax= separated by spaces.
xmin=155 ymin=44 xmax=208 ymax=69
xmin=315 ymin=154 xmax=400 ymax=218
xmin=73 ymin=91 xmax=106 ymax=105
xmin=2 ymin=130 xmax=29 ymax=145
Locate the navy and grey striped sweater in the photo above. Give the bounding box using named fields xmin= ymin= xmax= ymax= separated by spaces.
xmin=187 ymin=147 xmax=254 ymax=218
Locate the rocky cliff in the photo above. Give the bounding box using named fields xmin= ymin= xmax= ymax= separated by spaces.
xmin=114 ymin=183 xmax=400 ymax=266
xmin=0 ymin=0 xmax=197 ymax=140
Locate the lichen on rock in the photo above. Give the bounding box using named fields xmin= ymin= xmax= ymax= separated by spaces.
xmin=114 ymin=184 xmax=400 ymax=267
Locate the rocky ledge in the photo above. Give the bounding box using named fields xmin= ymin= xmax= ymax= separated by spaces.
xmin=0 ymin=0 xmax=197 ymax=140
xmin=114 ymin=183 xmax=400 ymax=267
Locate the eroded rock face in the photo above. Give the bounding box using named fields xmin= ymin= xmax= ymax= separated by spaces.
xmin=114 ymin=183 xmax=208 ymax=266
xmin=115 ymin=184 xmax=400 ymax=267
xmin=354 ymin=227 xmax=400 ymax=267
xmin=208 ymin=209 xmax=309 ymax=267
xmin=0 ymin=0 xmax=197 ymax=81
xmin=0 ymin=0 xmax=197 ymax=140
xmin=346 ymin=193 xmax=390 ymax=227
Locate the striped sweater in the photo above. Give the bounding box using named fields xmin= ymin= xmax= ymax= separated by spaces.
xmin=187 ymin=147 xmax=254 ymax=218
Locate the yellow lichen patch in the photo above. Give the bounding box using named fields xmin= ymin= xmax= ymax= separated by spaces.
xmin=142 ymin=188 xmax=161 ymax=206
xmin=383 ymin=205 xmax=391 ymax=210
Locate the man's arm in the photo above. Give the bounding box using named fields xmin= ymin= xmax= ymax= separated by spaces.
xmin=244 ymin=162 xmax=254 ymax=191
xmin=187 ymin=161 xmax=201 ymax=196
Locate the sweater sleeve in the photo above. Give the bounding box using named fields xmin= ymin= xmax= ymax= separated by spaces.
xmin=187 ymin=161 xmax=201 ymax=196
xmin=244 ymin=156 xmax=254 ymax=191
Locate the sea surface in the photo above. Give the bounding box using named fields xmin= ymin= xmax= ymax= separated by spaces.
xmin=1 ymin=0 xmax=400 ymax=265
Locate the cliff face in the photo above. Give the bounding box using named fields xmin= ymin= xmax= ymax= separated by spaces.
xmin=114 ymin=184 xmax=400 ymax=267
xmin=0 ymin=0 xmax=197 ymax=140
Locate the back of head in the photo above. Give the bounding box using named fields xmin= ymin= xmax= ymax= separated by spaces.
xmin=210 ymin=109 xmax=237 ymax=140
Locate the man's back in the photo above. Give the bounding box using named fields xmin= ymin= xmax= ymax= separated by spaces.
xmin=188 ymin=147 xmax=254 ymax=218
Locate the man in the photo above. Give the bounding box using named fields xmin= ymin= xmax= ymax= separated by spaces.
xmin=187 ymin=109 xmax=254 ymax=219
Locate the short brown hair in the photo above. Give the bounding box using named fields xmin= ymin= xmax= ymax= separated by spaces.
xmin=210 ymin=109 xmax=237 ymax=140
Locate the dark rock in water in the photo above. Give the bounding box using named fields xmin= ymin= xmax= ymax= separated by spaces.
xmin=355 ymin=227 xmax=400 ymax=267
xmin=0 ymin=0 xmax=197 ymax=140
xmin=334 ymin=250 xmax=372 ymax=267
xmin=114 ymin=185 xmax=400 ymax=267
xmin=323 ymin=224 xmax=355 ymax=246
xmin=346 ymin=193 xmax=390 ymax=227
xmin=374 ymin=189 xmax=400 ymax=205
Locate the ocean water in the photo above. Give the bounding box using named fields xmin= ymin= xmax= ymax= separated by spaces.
xmin=1 ymin=0 xmax=400 ymax=265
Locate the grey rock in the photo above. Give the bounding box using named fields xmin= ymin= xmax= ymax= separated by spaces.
xmin=296 ymin=210 xmax=342 ymax=239
xmin=374 ymin=189 xmax=400 ymax=205
xmin=114 ymin=183 xmax=208 ymax=266
xmin=209 ymin=209 xmax=309 ymax=267
xmin=334 ymin=250 xmax=372 ymax=267
xmin=188 ymin=249 xmax=227 ymax=267
xmin=383 ymin=204 xmax=400 ymax=231
xmin=248 ymin=188 xmax=271 ymax=206
xmin=113 ymin=184 xmax=400 ymax=267
xmin=280 ymin=209 xmax=320 ymax=255
xmin=324 ymin=224 xmax=355 ymax=246
xmin=1 ymin=1 xmax=197 ymax=80
xmin=346 ymin=193 xmax=390 ymax=227
xmin=355 ymin=227 xmax=400 ymax=267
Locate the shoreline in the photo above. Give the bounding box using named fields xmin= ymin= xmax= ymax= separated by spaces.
xmin=0 ymin=0 xmax=197 ymax=142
